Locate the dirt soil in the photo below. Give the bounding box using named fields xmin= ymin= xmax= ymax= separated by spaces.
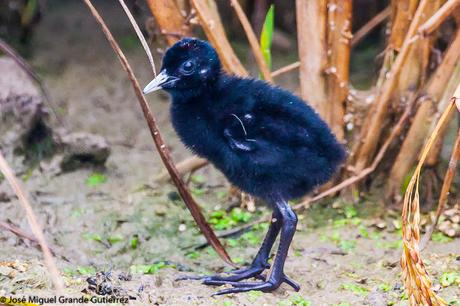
xmin=0 ymin=2 xmax=459 ymax=306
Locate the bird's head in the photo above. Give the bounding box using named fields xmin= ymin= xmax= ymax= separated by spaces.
xmin=143 ymin=38 xmax=221 ymax=97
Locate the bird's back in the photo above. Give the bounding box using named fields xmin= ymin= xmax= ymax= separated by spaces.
xmin=172 ymin=73 xmax=346 ymax=201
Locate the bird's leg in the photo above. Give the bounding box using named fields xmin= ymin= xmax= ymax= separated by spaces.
xmin=212 ymin=198 xmax=300 ymax=295
xmin=178 ymin=212 xmax=281 ymax=284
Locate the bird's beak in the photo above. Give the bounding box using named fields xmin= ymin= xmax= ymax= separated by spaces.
xmin=143 ymin=70 xmax=178 ymax=94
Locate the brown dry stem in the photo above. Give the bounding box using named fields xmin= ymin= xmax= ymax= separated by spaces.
xmin=0 ymin=152 xmax=64 ymax=293
xmin=82 ymin=0 xmax=234 ymax=266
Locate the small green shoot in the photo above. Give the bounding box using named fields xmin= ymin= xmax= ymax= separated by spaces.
xmin=439 ymin=272 xmax=460 ymax=287
xmin=130 ymin=235 xmax=138 ymax=249
xmin=432 ymin=232 xmax=453 ymax=243
xmin=108 ymin=234 xmax=124 ymax=245
xmin=341 ymin=283 xmax=369 ymax=296
xmin=130 ymin=261 xmax=175 ymax=274
xmin=85 ymin=172 xmax=107 ymax=187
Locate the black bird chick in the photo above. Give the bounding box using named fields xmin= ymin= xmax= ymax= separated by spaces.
xmin=143 ymin=38 xmax=346 ymax=295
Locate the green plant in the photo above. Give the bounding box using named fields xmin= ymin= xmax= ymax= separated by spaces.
xmin=259 ymin=4 xmax=274 ymax=74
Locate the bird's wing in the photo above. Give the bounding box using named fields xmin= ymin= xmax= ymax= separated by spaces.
xmin=223 ymin=113 xmax=258 ymax=152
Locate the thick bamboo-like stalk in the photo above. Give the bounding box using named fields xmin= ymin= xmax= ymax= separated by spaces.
xmin=190 ymin=0 xmax=248 ymax=76
xmin=419 ymin=0 xmax=460 ymax=37
xmin=395 ymin=1 xmax=439 ymax=106
xmin=400 ymin=101 xmax=455 ymax=306
xmin=325 ymin=0 xmax=352 ymax=140
xmin=145 ymin=0 xmax=192 ymax=45
xmin=388 ymin=29 xmax=460 ymax=196
xmin=83 ymin=0 xmax=234 ymax=266
xmin=0 ymin=152 xmax=64 ymax=293
xmin=295 ymin=0 xmax=328 ymax=116
xmin=353 ymin=0 xmax=430 ymax=172
xmin=230 ymin=0 xmax=273 ymax=82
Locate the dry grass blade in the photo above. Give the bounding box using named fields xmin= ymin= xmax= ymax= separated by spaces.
xmin=82 ymin=0 xmax=234 ymax=266
xmin=0 ymin=152 xmax=64 ymax=293
xmin=351 ymin=6 xmax=391 ymax=47
xmin=400 ymin=101 xmax=456 ymax=306
xmin=230 ymin=0 xmax=273 ymax=82
xmin=118 ymin=0 xmax=156 ymax=76
xmin=418 ymin=0 xmax=460 ymax=37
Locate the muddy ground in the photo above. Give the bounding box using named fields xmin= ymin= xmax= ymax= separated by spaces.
xmin=0 ymin=2 xmax=459 ymax=306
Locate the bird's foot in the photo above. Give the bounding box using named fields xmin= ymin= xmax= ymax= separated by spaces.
xmin=211 ymin=274 xmax=300 ymax=295
xmin=176 ymin=264 xmax=268 ymax=284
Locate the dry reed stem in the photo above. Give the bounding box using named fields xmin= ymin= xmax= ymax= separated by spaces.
xmin=350 ymin=6 xmax=391 ymax=47
xmin=400 ymin=101 xmax=456 ymax=306
xmin=418 ymin=0 xmax=460 ymax=37
xmin=388 ymin=29 xmax=460 ymax=196
xmin=0 ymin=152 xmax=64 ymax=293
xmin=354 ymin=0 xmax=429 ymax=172
xmin=230 ymin=0 xmax=273 ymax=82
xmin=118 ymin=0 xmax=156 ymax=76
xmin=296 ymin=0 xmax=328 ymax=117
xmin=82 ymin=0 xmax=234 ymax=266
xmin=421 ymin=128 xmax=460 ymax=250
xmin=145 ymin=0 xmax=192 ymax=45
xmin=190 ymin=0 xmax=248 ymax=76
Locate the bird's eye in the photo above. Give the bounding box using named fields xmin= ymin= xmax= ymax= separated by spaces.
xmin=180 ymin=60 xmax=195 ymax=75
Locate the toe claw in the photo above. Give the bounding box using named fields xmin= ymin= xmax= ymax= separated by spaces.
xmin=283 ymin=275 xmax=300 ymax=292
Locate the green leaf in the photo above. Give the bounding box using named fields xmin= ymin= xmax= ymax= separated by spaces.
xmin=259 ymin=4 xmax=275 ymax=76
xmin=341 ymin=283 xmax=369 ymax=296
xmin=130 ymin=236 xmax=138 ymax=249
xmin=439 ymin=272 xmax=460 ymax=287
xmin=108 ymin=234 xmax=124 ymax=244
xmin=82 ymin=232 xmax=103 ymax=242
xmin=431 ymin=232 xmax=453 ymax=243
xmin=77 ymin=266 xmax=96 ymax=275
xmin=85 ymin=172 xmax=107 ymax=187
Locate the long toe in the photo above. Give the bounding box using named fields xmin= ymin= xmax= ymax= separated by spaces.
xmin=212 ymin=281 xmax=278 ymax=295
xmin=177 ymin=266 xmax=266 ymax=284
xmin=211 ymin=274 xmax=300 ymax=295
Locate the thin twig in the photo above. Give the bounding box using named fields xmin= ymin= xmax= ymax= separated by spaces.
xmin=117 ymin=0 xmax=156 ymax=76
xmin=0 ymin=38 xmax=63 ymax=126
xmin=418 ymin=0 xmax=460 ymax=37
xmin=0 ymin=220 xmax=57 ymax=256
xmin=351 ymin=6 xmax=391 ymax=47
xmin=156 ymin=156 xmax=208 ymax=182
xmin=230 ymin=0 xmax=273 ymax=82
xmin=0 ymin=152 xmax=64 ymax=293
xmin=82 ymin=0 xmax=234 ymax=267
xmin=271 ymin=61 xmax=300 ymax=78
